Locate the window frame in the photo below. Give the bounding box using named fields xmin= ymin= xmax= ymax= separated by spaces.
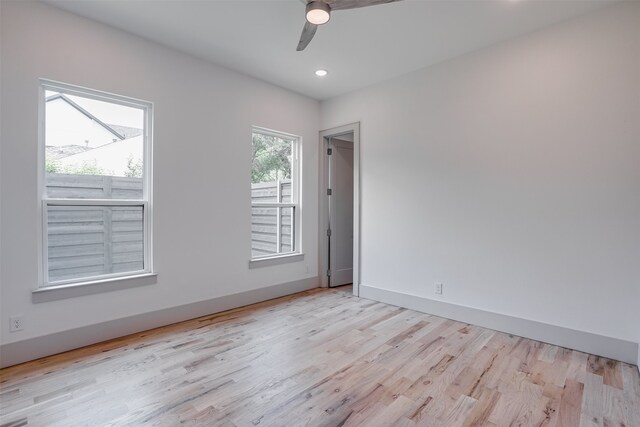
xmin=37 ymin=79 xmax=154 ymax=289
xmin=250 ymin=126 xmax=302 ymax=262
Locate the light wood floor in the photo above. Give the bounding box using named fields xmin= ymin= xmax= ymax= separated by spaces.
xmin=1 ymin=287 xmax=638 ymax=427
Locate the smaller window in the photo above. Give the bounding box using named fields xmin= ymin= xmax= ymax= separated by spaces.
xmin=251 ymin=127 xmax=301 ymax=259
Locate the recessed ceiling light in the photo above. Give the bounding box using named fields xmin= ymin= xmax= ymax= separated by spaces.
xmin=315 ymin=69 xmax=328 ymax=77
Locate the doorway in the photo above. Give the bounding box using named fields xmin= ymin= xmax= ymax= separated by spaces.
xmin=319 ymin=123 xmax=360 ymax=295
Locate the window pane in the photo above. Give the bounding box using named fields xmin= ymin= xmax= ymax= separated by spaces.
xmin=251 ymin=132 xmax=292 ymax=185
xmin=251 ymin=206 xmax=278 ymax=257
xmin=47 ymin=205 xmax=144 ymax=283
xmin=45 ymin=91 xmax=144 ymax=199
xmin=250 ymin=206 xmax=295 ymax=258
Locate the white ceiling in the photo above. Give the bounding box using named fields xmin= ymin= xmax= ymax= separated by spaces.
xmin=44 ymin=0 xmax=616 ymax=100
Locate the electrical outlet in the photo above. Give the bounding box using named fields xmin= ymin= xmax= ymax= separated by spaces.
xmin=434 ymin=282 xmax=443 ymax=295
xmin=10 ymin=316 xmax=24 ymax=332
xmin=305 ymin=265 xmax=310 ymax=274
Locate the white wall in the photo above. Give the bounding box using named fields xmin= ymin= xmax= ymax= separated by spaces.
xmin=0 ymin=1 xmax=319 ymax=347
xmin=321 ymin=2 xmax=640 ymax=347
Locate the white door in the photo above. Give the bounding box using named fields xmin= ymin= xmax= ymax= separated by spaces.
xmin=328 ymin=138 xmax=354 ymax=287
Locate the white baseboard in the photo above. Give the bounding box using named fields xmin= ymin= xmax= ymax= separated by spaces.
xmin=0 ymin=277 xmax=319 ymax=368
xmin=360 ymin=284 xmax=639 ymax=366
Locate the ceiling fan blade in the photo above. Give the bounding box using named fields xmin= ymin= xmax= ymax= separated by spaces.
xmin=296 ymin=21 xmax=318 ymax=51
xmin=329 ymin=0 xmax=402 ymax=11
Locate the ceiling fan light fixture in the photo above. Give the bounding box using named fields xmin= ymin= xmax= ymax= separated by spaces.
xmin=306 ymin=1 xmax=331 ymax=25
xmin=315 ymin=69 xmax=328 ymax=77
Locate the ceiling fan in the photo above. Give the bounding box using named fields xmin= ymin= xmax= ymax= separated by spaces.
xmin=297 ymin=0 xmax=402 ymax=51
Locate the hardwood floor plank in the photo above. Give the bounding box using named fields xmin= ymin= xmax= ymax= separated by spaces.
xmin=558 ymin=379 xmax=585 ymax=426
xmin=580 ymin=372 xmax=604 ymax=427
xmin=1 ymin=287 xmax=638 ymax=426
xmin=602 ymin=360 xmax=623 ymax=390
xmin=461 ymin=387 xmax=501 ymax=427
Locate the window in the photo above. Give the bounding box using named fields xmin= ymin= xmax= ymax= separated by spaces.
xmin=251 ymin=127 xmax=300 ymax=259
xmin=40 ymin=80 xmax=152 ymax=287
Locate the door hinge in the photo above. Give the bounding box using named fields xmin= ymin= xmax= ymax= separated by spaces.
xmin=326 ymin=228 xmax=332 ymax=237
xmin=327 ymin=188 xmax=332 ymax=196
xmin=327 ymin=269 xmax=331 ymax=277
xmin=327 ymin=148 xmax=332 ymax=155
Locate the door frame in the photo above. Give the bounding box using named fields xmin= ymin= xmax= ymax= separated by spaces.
xmin=318 ymin=122 xmax=360 ymax=296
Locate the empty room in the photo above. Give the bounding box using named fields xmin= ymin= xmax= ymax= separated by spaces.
xmin=0 ymin=0 xmax=639 ymax=425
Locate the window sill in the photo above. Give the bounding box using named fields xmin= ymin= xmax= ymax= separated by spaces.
xmin=32 ymin=273 xmax=158 ymax=303
xmin=248 ymin=253 xmax=304 ymax=269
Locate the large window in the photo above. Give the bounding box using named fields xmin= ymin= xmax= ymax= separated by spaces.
xmin=251 ymin=127 xmax=300 ymax=259
xmin=40 ymin=80 xmax=152 ymax=287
